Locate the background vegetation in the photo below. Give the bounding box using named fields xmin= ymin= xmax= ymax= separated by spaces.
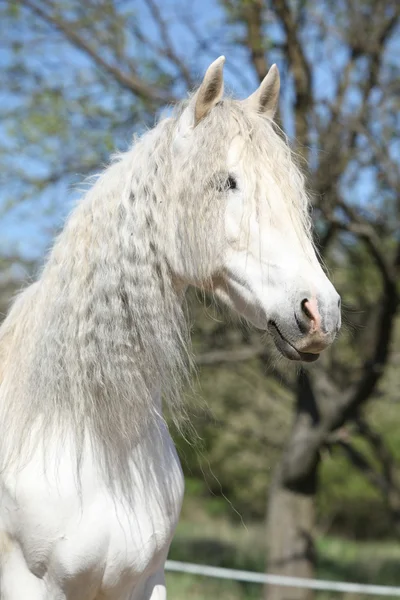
xmin=1 ymin=1 xmax=400 ymax=598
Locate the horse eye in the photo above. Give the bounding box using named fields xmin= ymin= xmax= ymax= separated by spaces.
xmin=226 ymin=175 xmax=237 ymax=190
xmin=214 ymin=173 xmax=238 ymax=193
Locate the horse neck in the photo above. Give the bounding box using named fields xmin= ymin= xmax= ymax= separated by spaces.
xmin=0 ymin=127 xmax=192 ymax=486
xmin=32 ymin=142 xmax=189 ymax=441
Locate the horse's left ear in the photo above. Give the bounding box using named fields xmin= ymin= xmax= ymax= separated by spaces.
xmin=194 ymin=56 xmax=225 ymax=126
xmin=245 ymin=64 xmax=280 ymax=118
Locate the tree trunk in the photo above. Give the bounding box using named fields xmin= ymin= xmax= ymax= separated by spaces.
xmin=264 ymin=370 xmax=320 ymax=600
xmin=265 ymin=461 xmax=318 ymax=600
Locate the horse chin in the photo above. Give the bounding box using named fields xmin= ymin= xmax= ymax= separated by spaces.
xmin=268 ymin=321 xmax=320 ymax=363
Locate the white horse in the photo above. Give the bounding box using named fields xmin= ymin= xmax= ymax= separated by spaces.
xmin=0 ymin=57 xmax=340 ymax=599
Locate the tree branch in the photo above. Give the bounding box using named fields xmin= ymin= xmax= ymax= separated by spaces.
xmin=271 ymin=0 xmax=312 ymax=149
xmin=333 ymin=201 xmax=398 ymax=290
xmin=145 ymin=0 xmax=194 ymax=89
xmin=278 ymin=217 xmax=399 ymax=483
xmin=315 ymin=5 xmax=399 ymax=200
xmin=335 ymin=419 xmax=400 ymax=529
xmin=195 ymin=345 xmax=293 ymax=391
xmin=20 ymin=0 xmax=176 ymax=104
xmin=239 ymin=0 xmax=269 ymax=82
xmin=356 ymin=417 xmax=399 ymax=495
xmin=337 ymin=439 xmax=389 ymax=494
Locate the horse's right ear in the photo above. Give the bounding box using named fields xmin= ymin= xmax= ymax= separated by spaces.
xmin=193 ymin=56 xmax=225 ymax=126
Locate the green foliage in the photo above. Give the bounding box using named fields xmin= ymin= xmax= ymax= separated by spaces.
xmin=318 ymin=449 xmax=389 ymax=539
xmin=0 ymin=0 xmax=171 ymax=243
xmin=165 ymin=573 xmax=260 ymax=600
xmin=165 ymin=514 xmax=400 ymax=598
xmin=170 ymin=302 xmax=400 ymax=535
xmin=169 ymin=296 xmax=295 ymax=520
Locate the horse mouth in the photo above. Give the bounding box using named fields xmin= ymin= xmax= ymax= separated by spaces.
xmin=268 ymin=322 xmax=320 ymax=363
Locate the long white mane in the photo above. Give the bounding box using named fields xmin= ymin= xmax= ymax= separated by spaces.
xmin=0 ymin=96 xmax=311 ymax=486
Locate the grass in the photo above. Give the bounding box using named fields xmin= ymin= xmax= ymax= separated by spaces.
xmin=165 ymin=508 xmax=400 ymax=599
xmin=318 ymin=537 xmax=400 ymax=587
xmin=166 ymin=572 xmax=260 ymax=600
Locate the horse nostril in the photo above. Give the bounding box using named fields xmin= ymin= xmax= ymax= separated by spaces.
xmin=301 ymin=298 xmax=313 ymax=320
xmin=301 ymin=297 xmax=322 ymax=332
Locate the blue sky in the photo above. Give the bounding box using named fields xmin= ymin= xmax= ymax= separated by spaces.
xmin=1 ymin=0 xmax=398 ymax=265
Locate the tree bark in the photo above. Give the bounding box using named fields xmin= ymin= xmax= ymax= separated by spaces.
xmin=265 ymin=370 xmax=319 ymax=600
xmin=265 ymin=463 xmax=317 ymax=600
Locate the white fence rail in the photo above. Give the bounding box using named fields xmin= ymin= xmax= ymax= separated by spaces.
xmin=165 ymin=560 xmax=400 ymax=596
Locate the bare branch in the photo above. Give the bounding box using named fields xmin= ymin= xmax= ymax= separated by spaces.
xmin=317 ymin=204 xmax=400 ymax=421
xmin=337 ymin=439 xmax=389 ymax=494
xmin=315 ymin=5 xmax=400 ymax=200
xmin=334 ymin=419 xmax=400 ymax=529
xmin=278 ymin=235 xmax=399 ymax=484
xmin=356 ymin=418 xmax=398 ymax=493
xmin=342 ymin=261 xmax=398 ymax=413
xmin=20 ymin=0 xmax=176 ymax=104
xmin=271 ymin=0 xmax=312 ymax=150
xmin=354 ymin=123 xmax=400 ymax=195
xmin=145 ymin=0 xmax=194 ymax=89
xmin=180 ymin=9 xmax=253 ymax=91
xmin=240 ymin=0 xmax=269 ymax=82
xmin=333 ymin=202 xmax=398 ymax=290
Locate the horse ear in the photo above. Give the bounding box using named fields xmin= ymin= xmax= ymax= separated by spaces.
xmin=194 ymin=56 xmax=225 ymax=126
xmin=245 ymin=64 xmax=280 ymax=118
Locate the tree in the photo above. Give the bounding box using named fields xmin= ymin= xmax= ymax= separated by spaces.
xmin=219 ymin=2 xmax=400 ymax=597
xmin=2 ymin=2 xmax=400 ymax=599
